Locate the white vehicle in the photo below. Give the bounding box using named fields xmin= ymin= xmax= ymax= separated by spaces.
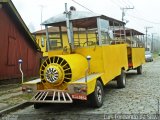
xmin=145 ymin=51 xmax=153 ymax=62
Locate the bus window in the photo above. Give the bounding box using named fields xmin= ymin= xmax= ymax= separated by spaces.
xmin=99 ymin=19 xmax=111 ymax=45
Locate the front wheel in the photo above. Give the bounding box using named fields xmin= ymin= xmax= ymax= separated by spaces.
xmin=88 ymin=80 xmax=104 ymax=108
xmin=137 ymin=65 xmax=142 ymax=74
xmin=117 ymin=69 xmax=126 ymax=88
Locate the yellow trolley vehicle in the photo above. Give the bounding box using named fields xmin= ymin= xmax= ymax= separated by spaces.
xmin=22 ymin=4 xmax=145 ymax=108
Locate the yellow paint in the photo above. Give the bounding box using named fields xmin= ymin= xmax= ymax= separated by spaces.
xmin=68 ymin=73 xmax=104 ymax=95
xmin=37 ymin=82 xmax=44 ymax=90
xmin=43 ymin=63 xmax=65 ymax=86
xmin=40 ymin=54 xmax=88 ymax=90
xmin=35 ymin=32 xmax=97 ymax=56
xmin=31 ymin=30 xmax=144 ymax=98
xmin=87 ymin=78 xmax=97 ymax=95
xmin=74 ymin=44 xmax=128 ymax=86
xmin=35 ymin=35 xmax=48 ymax=56
xmin=131 ymin=47 xmax=145 ymax=68
xmin=35 ymin=41 xmax=129 ymax=95
xmin=47 ymin=44 xmax=129 ymax=95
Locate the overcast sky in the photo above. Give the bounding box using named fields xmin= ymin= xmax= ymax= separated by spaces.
xmin=12 ymin=0 xmax=160 ymax=38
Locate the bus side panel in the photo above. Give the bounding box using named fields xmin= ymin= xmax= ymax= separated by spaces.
xmin=102 ymin=44 xmax=128 ymax=85
xmin=131 ymin=48 xmax=145 ymax=68
xmin=75 ymin=46 xmax=104 ymax=75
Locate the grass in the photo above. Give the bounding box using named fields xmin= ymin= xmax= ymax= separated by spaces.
xmin=153 ymin=52 xmax=159 ymax=58
xmin=0 ymin=84 xmax=21 ymax=90
xmin=0 ymin=93 xmax=33 ymax=106
xmin=0 ymin=84 xmax=21 ymax=96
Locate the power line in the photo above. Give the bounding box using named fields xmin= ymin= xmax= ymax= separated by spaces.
xmin=109 ymin=0 xmax=134 ymax=23
xmin=114 ymin=0 xmax=124 ymax=7
xmin=121 ymin=7 xmax=134 ymax=22
xmin=110 ymin=0 xmax=132 ymax=8
xmin=71 ymin=0 xmax=160 ymax=25
xmin=125 ymin=1 xmax=160 ymax=25
xmin=131 ymin=6 xmax=156 ymax=23
xmin=109 ymin=0 xmax=122 ymax=8
xmin=71 ymin=0 xmax=94 ymax=13
xmin=121 ymin=0 xmax=130 ymax=7
xmin=127 ymin=14 xmax=160 ymax=25
xmin=127 ymin=0 xmax=134 ymax=7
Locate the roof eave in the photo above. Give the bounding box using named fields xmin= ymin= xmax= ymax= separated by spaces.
xmin=0 ymin=0 xmax=41 ymax=50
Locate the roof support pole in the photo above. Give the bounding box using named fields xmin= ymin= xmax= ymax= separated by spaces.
xmin=45 ymin=25 xmax=50 ymax=51
xmin=59 ymin=26 xmax=63 ymax=47
xmin=77 ymin=28 xmax=80 ymax=46
xmin=65 ymin=3 xmax=74 ymax=51
xmin=86 ymin=28 xmax=88 ymax=45
xmin=130 ymin=29 xmax=133 ymax=47
xmin=97 ymin=17 xmax=102 ymax=45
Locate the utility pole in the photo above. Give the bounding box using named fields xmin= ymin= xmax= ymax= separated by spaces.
xmin=121 ymin=7 xmax=134 ymax=22
xmin=151 ymin=33 xmax=157 ymax=52
xmin=145 ymin=27 xmax=152 ymax=49
xmin=40 ymin=5 xmax=44 ymax=30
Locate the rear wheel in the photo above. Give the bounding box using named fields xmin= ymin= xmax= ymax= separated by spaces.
xmin=117 ymin=69 xmax=126 ymax=88
xmin=88 ymin=80 xmax=104 ymax=108
xmin=137 ymin=65 xmax=142 ymax=74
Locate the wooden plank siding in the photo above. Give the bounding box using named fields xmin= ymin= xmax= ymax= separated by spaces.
xmin=0 ymin=4 xmax=42 ymax=81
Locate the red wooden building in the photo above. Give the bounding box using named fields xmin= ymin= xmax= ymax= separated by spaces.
xmin=0 ymin=0 xmax=42 ymax=83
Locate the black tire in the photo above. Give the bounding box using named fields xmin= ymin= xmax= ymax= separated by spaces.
xmin=137 ymin=65 xmax=142 ymax=74
xmin=88 ymin=80 xmax=104 ymax=108
xmin=34 ymin=103 xmax=42 ymax=109
xmin=117 ymin=69 xmax=126 ymax=88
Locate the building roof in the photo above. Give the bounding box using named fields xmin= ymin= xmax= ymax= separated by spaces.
xmin=33 ymin=26 xmax=96 ymax=35
xmin=34 ymin=26 xmax=144 ymax=38
xmin=42 ymin=11 xmax=125 ymax=28
xmin=0 ymin=0 xmax=40 ymax=50
xmin=114 ymin=27 xmax=144 ymax=37
xmin=125 ymin=28 xmax=144 ymax=36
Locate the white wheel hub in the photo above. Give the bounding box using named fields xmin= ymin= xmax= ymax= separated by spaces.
xmin=97 ymin=86 xmax=102 ymax=102
xmin=45 ymin=67 xmax=59 ymax=83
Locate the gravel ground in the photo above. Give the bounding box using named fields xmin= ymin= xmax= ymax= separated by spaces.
xmin=1 ymin=57 xmax=160 ymax=120
xmin=0 ymin=84 xmax=32 ymax=111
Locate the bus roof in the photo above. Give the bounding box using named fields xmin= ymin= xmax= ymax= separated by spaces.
xmin=42 ymin=11 xmax=125 ymax=28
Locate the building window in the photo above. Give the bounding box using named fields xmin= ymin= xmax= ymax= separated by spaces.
xmin=41 ymin=36 xmax=45 ymax=47
xmin=49 ymin=40 xmax=57 ymax=50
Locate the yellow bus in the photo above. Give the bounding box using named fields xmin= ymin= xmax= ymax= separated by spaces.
xmin=22 ymin=6 xmax=145 ymax=108
xmin=33 ymin=27 xmax=97 ymax=57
